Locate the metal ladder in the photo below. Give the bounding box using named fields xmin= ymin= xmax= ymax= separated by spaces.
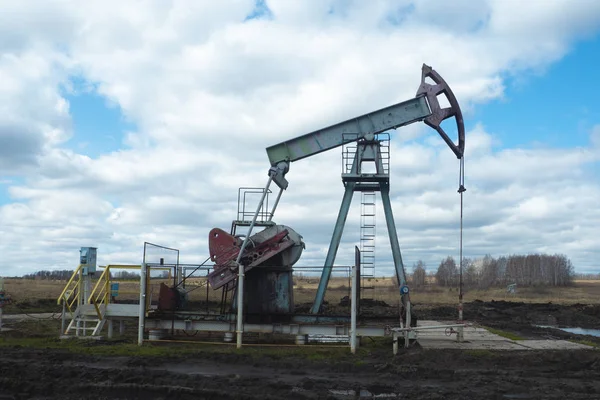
xmin=360 ymin=191 xmax=376 ymax=300
xmin=63 ymin=304 xmax=107 ymax=337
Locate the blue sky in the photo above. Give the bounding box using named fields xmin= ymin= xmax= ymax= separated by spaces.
xmin=63 ymin=78 xmax=136 ymax=157
xmin=472 ymin=34 xmax=600 ymax=150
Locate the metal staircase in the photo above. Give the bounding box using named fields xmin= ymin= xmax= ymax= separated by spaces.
xmin=360 ymin=191 xmax=376 ymax=299
xmin=58 ymin=264 xmax=140 ymax=338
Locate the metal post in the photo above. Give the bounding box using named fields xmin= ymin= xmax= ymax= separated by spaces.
xmin=108 ymin=320 xmax=113 ymax=339
xmin=120 ymin=320 xmax=125 ymax=335
xmin=138 ymin=262 xmax=147 ymax=345
xmin=458 ymin=159 xmax=466 ymax=321
xmin=458 ymin=189 xmax=464 ymax=321
xmin=311 ymin=182 xmax=356 ymax=314
xmin=235 ymin=177 xmax=273 ymax=349
xmin=404 ymin=301 xmax=411 ymax=348
xmin=76 ymin=268 xmax=83 ymax=336
xmin=61 ymin=302 xmax=66 ymax=335
xmin=393 ymin=332 xmax=398 ymax=355
xmin=350 ymin=265 xmax=357 ymax=354
xmin=268 ymin=187 xmax=284 ymax=221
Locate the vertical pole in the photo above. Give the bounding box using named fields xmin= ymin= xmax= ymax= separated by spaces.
xmin=404 ymin=301 xmax=411 ymax=348
xmin=235 ymin=177 xmax=273 ymax=349
xmin=311 ymin=182 xmax=356 ymax=314
xmin=61 ymin=302 xmax=66 ymax=335
xmin=458 ymin=185 xmax=464 ymax=321
xmin=138 ymin=261 xmax=147 ymax=346
xmin=76 ymin=268 xmax=83 ymax=336
xmin=379 ymin=183 xmax=407 ymax=287
xmin=120 ymin=320 xmax=125 ymax=335
xmin=393 ymin=332 xmax=398 ymax=355
xmin=458 ymin=158 xmax=466 ymax=322
xmin=350 ymin=264 xmax=357 ymax=354
xmin=108 ymin=320 xmax=114 ymax=339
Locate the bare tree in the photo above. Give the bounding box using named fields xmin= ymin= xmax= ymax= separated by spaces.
xmin=462 ymin=257 xmax=478 ymax=288
xmin=435 ymin=256 xmax=457 ymax=287
xmin=479 ymin=254 xmax=498 ymax=289
xmin=411 ymin=260 xmax=427 ymax=288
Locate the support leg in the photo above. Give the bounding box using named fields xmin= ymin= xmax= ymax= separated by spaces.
xmin=350 ymin=264 xmax=357 ymax=354
xmin=120 ymin=320 xmax=125 ymax=335
xmin=108 ymin=320 xmax=114 ymax=339
xmin=138 ymin=262 xmax=147 ymax=346
xmin=311 ymin=182 xmax=356 ymax=314
xmin=405 ymin=301 xmax=411 ymax=348
xmin=379 ymin=183 xmax=407 ymax=286
xmin=61 ymin=303 xmax=66 ymax=335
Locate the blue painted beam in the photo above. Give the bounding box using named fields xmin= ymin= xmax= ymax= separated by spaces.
xmin=310 ymin=181 xmax=356 ymax=314
xmin=266 ymin=96 xmax=430 ymax=166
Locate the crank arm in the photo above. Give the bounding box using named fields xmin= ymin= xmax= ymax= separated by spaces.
xmin=416 ymin=64 xmax=465 ymax=159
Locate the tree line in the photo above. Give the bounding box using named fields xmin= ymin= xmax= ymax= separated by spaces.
xmin=412 ymin=253 xmax=575 ymax=288
xmin=19 ymin=269 xmax=141 ymax=280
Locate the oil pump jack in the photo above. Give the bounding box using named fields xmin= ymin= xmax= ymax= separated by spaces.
xmin=206 ymin=64 xmax=465 ymax=340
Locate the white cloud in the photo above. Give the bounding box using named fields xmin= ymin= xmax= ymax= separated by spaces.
xmin=0 ymin=0 xmax=599 ymax=277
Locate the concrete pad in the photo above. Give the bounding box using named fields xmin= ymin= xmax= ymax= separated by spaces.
xmin=415 ymin=320 xmax=596 ymax=351
xmin=517 ymin=340 xmax=594 ymax=350
xmin=419 ymin=339 xmax=525 ymax=350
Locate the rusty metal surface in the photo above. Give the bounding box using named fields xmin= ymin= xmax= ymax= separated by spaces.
xmin=416 ymin=63 xmax=465 ymax=159
xmin=207 ymin=225 xmax=303 ymax=290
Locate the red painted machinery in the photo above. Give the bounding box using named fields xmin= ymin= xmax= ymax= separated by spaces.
xmin=207 ymin=224 xmax=304 ymax=317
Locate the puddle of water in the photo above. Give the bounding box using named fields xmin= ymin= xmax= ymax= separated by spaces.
xmin=536 ymin=325 xmax=600 ymax=337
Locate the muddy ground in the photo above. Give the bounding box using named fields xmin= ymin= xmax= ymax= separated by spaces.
xmin=1 ymin=300 xmax=599 ymax=399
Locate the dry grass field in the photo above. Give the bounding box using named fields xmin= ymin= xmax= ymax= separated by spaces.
xmin=4 ymin=275 xmax=600 ymax=311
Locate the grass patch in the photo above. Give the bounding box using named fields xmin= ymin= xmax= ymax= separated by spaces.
xmin=484 ymin=327 xmax=525 ymax=341
xmin=0 ymin=333 xmax=372 ymax=361
xmin=464 ymin=349 xmax=499 ymax=358
xmin=568 ymin=339 xmax=600 ymax=349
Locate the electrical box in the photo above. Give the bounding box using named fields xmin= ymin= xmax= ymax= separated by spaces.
xmin=80 ymin=247 xmax=97 ymax=276
xmin=110 ymin=283 xmax=119 ymax=298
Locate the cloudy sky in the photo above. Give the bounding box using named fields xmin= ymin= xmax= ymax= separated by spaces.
xmin=0 ymin=0 xmax=599 ymax=277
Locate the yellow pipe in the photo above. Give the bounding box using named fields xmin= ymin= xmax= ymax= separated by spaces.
xmin=88 ymin=267 xmax=109 ymax=303
xmin=104 ymin=267 xmax=110 ymax=304
xmin=57 ymin=265 xmax=83 ymax=305
xmin=106 ymin=264 xmax=142 ymax=269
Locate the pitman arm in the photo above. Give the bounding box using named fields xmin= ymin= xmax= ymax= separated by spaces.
xmin=266 ymin=64 xmax=465 ymax=190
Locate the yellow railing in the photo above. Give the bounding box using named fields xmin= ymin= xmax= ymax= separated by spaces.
xmin=88 ymin=264 xmax=142 ymax=319
xmin=58 ymin=263 xmax=176 ymax=320
xmin=57 ymin=264 xmax=83 ymax=314
xmin=88 ymin=266 xmax=111 ymax=319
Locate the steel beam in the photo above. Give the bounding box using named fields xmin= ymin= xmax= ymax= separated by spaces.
xmin=310 ymin=181 xmax=356 ymax=314
xmin=266 ymin=96 xmax=430 ymax=166
xmin=379 ymin=182 xmax=407 ymax=287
